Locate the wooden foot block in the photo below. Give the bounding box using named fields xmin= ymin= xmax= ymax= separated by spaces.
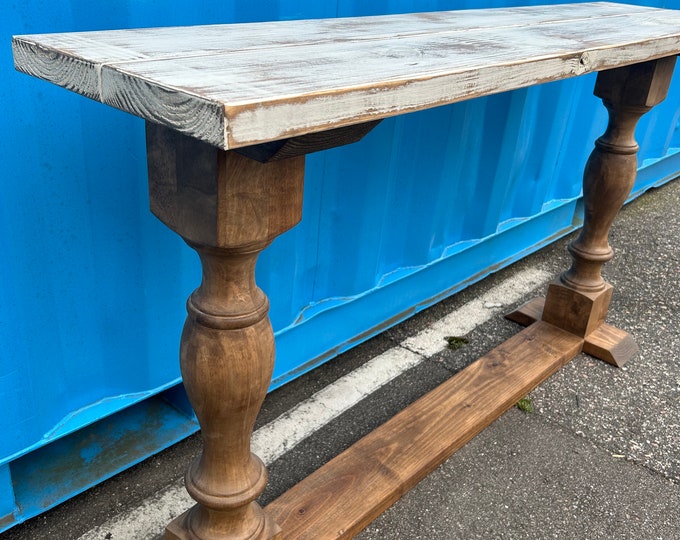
xmin=583 ymin=323 xmax=638 ymax=367
xmin=164 ymin=507 xmax=282 ymax=540
xmin=542 ymin=281 xmax=613 ymax=337
xmin=266 ymin=321 xmax=583 ymax=539
xmin=505 ymin=297 xmax=544 ymax=327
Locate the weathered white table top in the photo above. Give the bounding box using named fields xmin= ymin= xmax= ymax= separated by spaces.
xmin=12 ymin=2 xmax=680 ymax=150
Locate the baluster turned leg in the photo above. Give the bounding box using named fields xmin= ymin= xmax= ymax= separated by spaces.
xmin=144 ymin=122 xmax=304 ymax=539
xmin=509 ymin=57 xmax=676 ymax=366
xmin=171 ymin=240 xmax=281 ymax=540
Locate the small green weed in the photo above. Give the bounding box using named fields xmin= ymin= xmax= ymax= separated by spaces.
xmin=445 ymin=336 xmax=469 ymax=350
xmin=516 ymin=397 xmax=534 ymax=413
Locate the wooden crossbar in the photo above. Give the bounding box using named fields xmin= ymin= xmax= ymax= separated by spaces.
xmin=266 ymin=321 xmax=583 ymax=539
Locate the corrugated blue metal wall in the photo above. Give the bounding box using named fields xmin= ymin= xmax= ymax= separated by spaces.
xmin=2 ymin=0 xmax=680 ymax=531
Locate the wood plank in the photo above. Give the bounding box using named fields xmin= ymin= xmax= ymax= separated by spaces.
xmin=12 ymin=3 xmax=680 ymax=149
xmin=265 ymin=321 xmax=583 ymax=539
xmin=11 ymin=3 xmax=655 ymax=77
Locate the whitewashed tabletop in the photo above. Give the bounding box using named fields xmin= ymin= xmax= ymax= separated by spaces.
xmin=12 ymin=2 xmax=680 ymax=150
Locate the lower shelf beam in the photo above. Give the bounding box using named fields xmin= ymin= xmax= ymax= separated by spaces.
xmin=266 ymin=320 xmax=583 ymax=539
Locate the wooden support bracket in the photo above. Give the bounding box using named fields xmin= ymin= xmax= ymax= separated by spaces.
xmin=235 ymin=121 xmax=381 ymax=163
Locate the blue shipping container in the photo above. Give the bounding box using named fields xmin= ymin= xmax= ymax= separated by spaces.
xmin=2 ymin=0 xmax=680 ymax=531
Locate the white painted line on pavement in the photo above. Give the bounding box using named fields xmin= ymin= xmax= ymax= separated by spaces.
xmin=78 ymin=266 xmax=550 ymax=540
xmin=253 ymin=345 xmax=422 ymax=465
xmin=401 ymin=267 xmax=551 ymax=357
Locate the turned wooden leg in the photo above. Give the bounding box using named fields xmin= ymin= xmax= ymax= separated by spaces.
xmin=508 ymin=57 xmax=676 ymax=367
xmin=145 ymin=122 xmax=304 ymax=539
xmin=166 ymin=240 xmax=283 ymax=540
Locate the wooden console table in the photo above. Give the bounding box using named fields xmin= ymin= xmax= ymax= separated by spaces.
xmin=12 ymin=3 xmax=680 ymax=538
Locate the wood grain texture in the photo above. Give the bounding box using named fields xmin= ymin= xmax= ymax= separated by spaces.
xmin=505 ymin=296 xmax=545 ymax=327
xmin=582 ymin=323 xmax=638 ymax=367
xmin=542 ymin=281 xmax=613 ymax=337
xmin=146 ymin=122 xmax=304 ymax=247
xmin=266 ymin=321 xmax=583 ymax=539
xmin=12 ymin=3 xmax=680 ymax=149
xmin=506 ymin=58 xmax=673 ymax=371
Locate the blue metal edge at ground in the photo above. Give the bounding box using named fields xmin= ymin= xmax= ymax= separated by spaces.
xmin=2 ymin=0 xmax=680 ymax=531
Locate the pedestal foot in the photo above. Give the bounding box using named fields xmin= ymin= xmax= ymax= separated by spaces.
xmin=541 ymin=281 xmax=612 ymax=338
xmin=505 ymin=296 xmax=637 ymax=366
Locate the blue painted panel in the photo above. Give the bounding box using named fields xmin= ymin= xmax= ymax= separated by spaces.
xmin=0 ymin=465 xmax=16 ymax=531
xmin=3 ymin=0 xmax=680 ymax=530
xmin=8 ymin=393 xmax=197 ymax=528
xmin=1 ymin=0 xmax=334 ymax=469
